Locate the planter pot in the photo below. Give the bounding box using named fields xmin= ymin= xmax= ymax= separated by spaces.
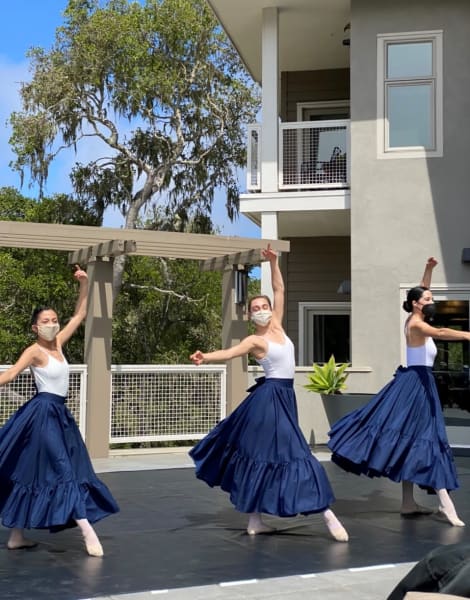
xmin=321 ymin=393 xmax=374 ymax=428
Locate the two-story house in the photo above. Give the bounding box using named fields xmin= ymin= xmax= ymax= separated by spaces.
xmin=207 ymin=0 xmax=470 ymax=449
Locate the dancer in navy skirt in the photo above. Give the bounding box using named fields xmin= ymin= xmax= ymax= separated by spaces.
xmin=328 ymin=257 xmax=468 ymax=526
xmin=0 ymin=266 xmax=119 ymax=555
xmin=190 ymin=245 xmax=348 ymax=541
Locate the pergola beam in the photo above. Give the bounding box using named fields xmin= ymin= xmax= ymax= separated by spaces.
xmin=201 ymin=249 xmax=263 ymax=271
xmin=0 ymin=221 xmax=289 ymax=265
xmin=68 ymin=239 xmax=137 ymax=265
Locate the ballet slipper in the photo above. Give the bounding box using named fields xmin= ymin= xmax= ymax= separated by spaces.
xmin=84 ymin=538 xmax=104 ymax=557
xmin=246 ymin=512 xmax=276 ymax=536
xmin=247 ymin=523 xmax=276 ymax=535
xmin=325 ymin=522 xmax=349 ymax=542
xmin=323 ymin=509 xmax=349 ymax=542
xmin=400 ymin=504 xmax=433 ymax=516
xmin=437 ymin=508 xmax=465 ymax=527
xmin=7 ymin=539 xmax=38 ymax=550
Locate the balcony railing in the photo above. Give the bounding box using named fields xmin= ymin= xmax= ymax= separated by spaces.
xmin=247 ymin=119 xmax=350 ymax=192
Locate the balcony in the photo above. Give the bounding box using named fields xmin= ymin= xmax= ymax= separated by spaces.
xmin=247 ymin=119 xmax=350 ymax=192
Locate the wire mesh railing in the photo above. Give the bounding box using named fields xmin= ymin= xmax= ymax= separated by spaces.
xmin=280 ymin=119 xmax=350 ymax=189
xmin=0 ymin=364 xmax=226 ymax=446
xmin=245 ymin=119 xmax=350 ymax=192
xmin=110 ymin=365 xmax=226 ymax=444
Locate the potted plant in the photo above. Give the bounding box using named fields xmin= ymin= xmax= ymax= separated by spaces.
xmin=304 ymin=355 xmax=373 ymax=427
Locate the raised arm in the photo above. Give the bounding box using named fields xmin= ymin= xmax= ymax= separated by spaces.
xmin=420 ymin=257 xmax=438 ymax=288
xmin=262 ymin=245 xmax=285 ymax=322
xmin=57 ymin=266 xmax=88 ymax=346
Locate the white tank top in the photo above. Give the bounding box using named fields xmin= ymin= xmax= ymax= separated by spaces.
xmin=406 ymin=337 xmax=437 ymax=367
xmin=256 ymin=334 xmax=296 ymax=378
xmin=30 ymin=347 xmax=70 ymax=397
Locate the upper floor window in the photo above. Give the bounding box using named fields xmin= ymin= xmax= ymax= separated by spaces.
xmin=377 ymin=31 xmax=443 ymax=158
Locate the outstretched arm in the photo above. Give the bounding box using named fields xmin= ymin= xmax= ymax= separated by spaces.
xmin=0 ymin=346 xmax=36 ymax=387
xmin=420 ymin=257 xmax=438 ymax=288
xmin=57 ymin=266 xmax=88 ymax=346
xmin=190 ymin=336 xmax=265 ymax=365
xmin=262 ymin=245 xmax=284 ymax=322
xmin=410 ymin=319 xmax=470 ymax=342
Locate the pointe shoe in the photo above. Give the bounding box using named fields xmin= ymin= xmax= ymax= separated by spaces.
xmin=85 ymin=539 xmax=104 ymax=557
xmin=437 ymin=508 xmax=465 ymax=527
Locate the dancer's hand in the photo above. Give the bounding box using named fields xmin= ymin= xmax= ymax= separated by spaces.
xmin=261 ymin=244 xmax=278 ymax=262
xmin=426 ymin=257 xmax=438 ymax=269
xmin=190 ymin=350 xmax=205 ymax=365
xmin=73 ymin=265 xmax=88 ymax=282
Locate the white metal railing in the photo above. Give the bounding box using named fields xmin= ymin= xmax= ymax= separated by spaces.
xmin=0 ymin=364 xmax=226 ymax=446
xmin=0 ymin=365 xmax=87 ymax=435
xmin=110 ymin=365 xmax=226 ymax=444
xmin=246 ymin=119 xmax=350 ymax=192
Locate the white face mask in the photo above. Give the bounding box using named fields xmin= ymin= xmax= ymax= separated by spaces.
xmin=250 ymin=310 xmax=272 ymax=327
xmin=37 ymin=323 xmax=60 ymax=342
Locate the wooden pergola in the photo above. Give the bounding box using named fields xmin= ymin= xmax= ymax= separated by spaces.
xmin=0 ymin=221 xmax=289 ymax=457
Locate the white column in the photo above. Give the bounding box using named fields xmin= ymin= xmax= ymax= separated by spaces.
xmin=261 ymin=6 xmax=279 ymax=193
xmin=261 ymin=211 xmax=279 ymax=298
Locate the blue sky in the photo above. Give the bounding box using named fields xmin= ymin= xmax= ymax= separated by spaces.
xmin=0 ymin=0 xmax=260 ymax=237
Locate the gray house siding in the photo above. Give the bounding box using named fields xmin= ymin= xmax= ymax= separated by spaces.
xmin=281 ymin=69 xmax=350 ymax=121
xmin=285 ymin=237 xmax=351 ymax=363
xmin=350 ymin=0 xmax=470 ymax=390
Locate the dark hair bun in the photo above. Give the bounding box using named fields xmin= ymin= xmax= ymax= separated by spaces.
xmin=402 ymin=300 xmax=412 ymax=313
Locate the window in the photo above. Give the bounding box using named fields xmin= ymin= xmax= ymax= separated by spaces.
xmin=377 ymin=31 xmax=443 ymax=158
xmin=299 ymin=303 xmax=351 ymax=366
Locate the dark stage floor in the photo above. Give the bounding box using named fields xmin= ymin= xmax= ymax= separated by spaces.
xmin=1 ymin=458 xmax=470 ymax=600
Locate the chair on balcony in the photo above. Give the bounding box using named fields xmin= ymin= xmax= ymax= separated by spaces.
xmin=300 ymin=145 xmax=347 ymax=186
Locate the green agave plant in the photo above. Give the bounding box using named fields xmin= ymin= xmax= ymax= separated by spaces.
xmin=304 ymin=355 xmax=350 ymax=395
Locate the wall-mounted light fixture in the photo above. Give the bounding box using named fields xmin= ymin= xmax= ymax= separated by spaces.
xmin=343 ymin=23 xmax=350 ymax=46
xmin=337 ymin=279 xmax=351 ymax=294
xmin=234 ymin=267 xmax=248 ymax=305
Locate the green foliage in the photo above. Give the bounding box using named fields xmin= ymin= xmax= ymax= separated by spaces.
xmin=113 ymin=254 xmax=223 ymax=363
xmin=9 ymin=0 xmax=260 ymax=233
xmin=0 ymin=187 xmax=101 ymax=362
xmin=304 ymin=355 xmax=350 ymax=395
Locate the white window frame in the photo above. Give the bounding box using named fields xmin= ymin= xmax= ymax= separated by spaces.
xmin=377 ymin=30 xmax=443 ymax=159
xmin=298 ymin=302 xmax=351 ymax=366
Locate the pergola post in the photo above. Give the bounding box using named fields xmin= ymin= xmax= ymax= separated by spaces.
xmin=222 ymin=266 xmax=248 ymax=413
xmin=84 ymin=258 xmax=114 ymax=458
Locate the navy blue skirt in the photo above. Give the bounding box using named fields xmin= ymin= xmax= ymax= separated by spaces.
xmin=0 ymin=392 xmax=119 ymax=531
xmin=328 ymin=366 xmax=459 ymax=492
xmin=190 ymin=377 xmax=335 ymax=517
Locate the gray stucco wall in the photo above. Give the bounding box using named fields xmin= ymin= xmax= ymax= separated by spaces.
xmin=350 ymin=0 xmax=470 ymax=391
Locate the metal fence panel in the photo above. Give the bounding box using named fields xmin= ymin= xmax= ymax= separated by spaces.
xmin=110 ymin=365 xmax=226 ymax=443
